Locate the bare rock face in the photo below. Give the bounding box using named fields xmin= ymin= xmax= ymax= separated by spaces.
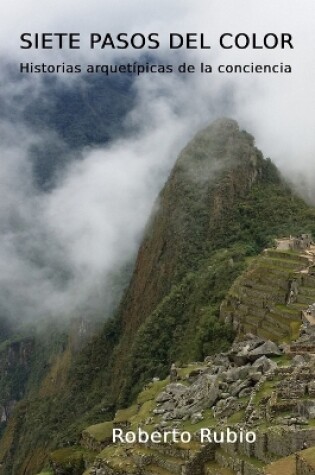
xmin=228 ymin=337 xmax=265 ymax=365
xmin=248 ymin=340 xmax=282 ymax=361
xmin=252 ymin=355 xmax=278 ymax=374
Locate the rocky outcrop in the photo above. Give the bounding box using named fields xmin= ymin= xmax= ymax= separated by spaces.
xmin=83 ymin=327 xmax=315 ymax=475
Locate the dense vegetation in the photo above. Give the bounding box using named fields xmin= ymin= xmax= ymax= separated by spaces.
xmin=119 ymin=158 xmax=315 ymax=402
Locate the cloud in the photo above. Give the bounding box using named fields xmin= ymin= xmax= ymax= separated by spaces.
xmin=0 ymin=75 xmax=204 ymax=323
xmin=0 ymin=0 xmax=315 ymax=323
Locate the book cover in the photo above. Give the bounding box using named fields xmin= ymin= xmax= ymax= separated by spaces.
xmin=0 ymin=1 xmax=315 ymax=474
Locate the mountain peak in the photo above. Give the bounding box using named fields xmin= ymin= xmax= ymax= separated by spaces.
xmin=204 ymin=116 xmax=239 ymax=132
xmin=176 ymin=117 xmax=258 ymax=180
xmin=116 ymin=120 xmax=268 ymax=345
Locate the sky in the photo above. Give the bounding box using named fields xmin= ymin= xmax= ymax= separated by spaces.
xmin=0 ymin=0 xmax=315 ymax=324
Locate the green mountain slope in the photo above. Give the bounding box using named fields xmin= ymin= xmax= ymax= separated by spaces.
xmin=1 ymin=118 xmax=315 ymax=474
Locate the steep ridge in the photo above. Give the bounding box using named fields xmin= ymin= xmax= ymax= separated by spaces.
xmin=116 ymin=119 xmax=269 ymax=335
xmin=2 ymin=119 xmax=315 ymax=474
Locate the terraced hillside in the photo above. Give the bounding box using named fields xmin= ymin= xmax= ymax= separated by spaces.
xmin=220 ymin=247 xmax=315 ymax=343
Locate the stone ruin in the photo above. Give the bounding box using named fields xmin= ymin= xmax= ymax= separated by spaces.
xmin=267 ymin=358 xmax=315 ymax=431
xmin=291 ymin=319 xmax=315 ymax=354
xmin=84 ymin=328 xmax=315 ymax=475
xmin=276 ymin=234 xmax=313 ymax=251
xmin=145 ymin=333 xmax=315 ymax=437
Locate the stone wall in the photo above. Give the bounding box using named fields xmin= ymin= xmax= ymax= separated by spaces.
xmin=183 ymin=444 xmax=216 ymax=475
xmin=215 ymin=447 xmax=264 ymax=475
xmin=219 ymin=428 xmax=315 ymax=465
